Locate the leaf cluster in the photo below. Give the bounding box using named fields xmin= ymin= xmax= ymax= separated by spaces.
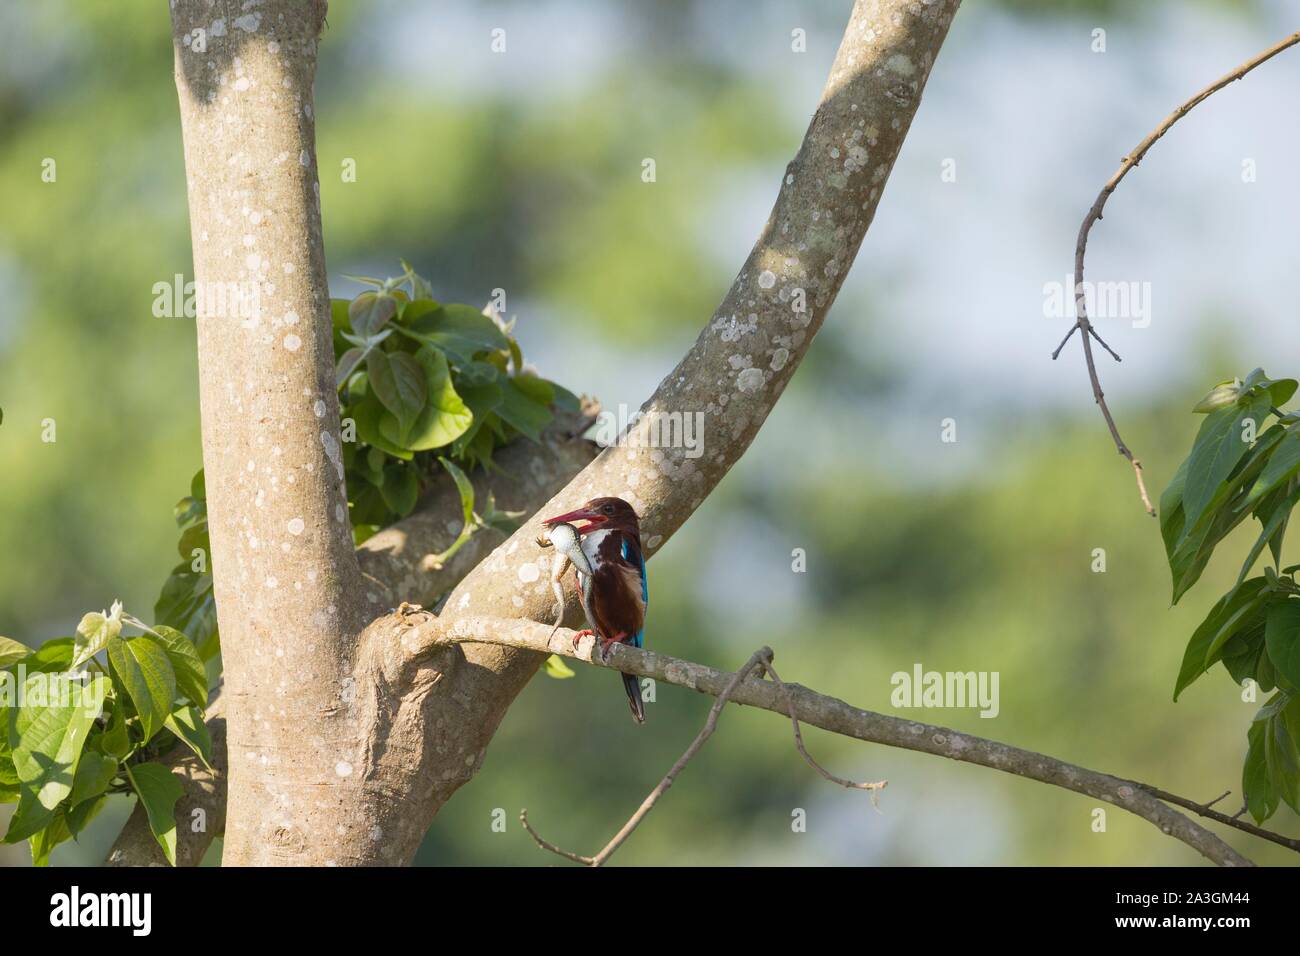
xmin=0 ymin=603 xmax=209 ymax=865
xmin=1163 ymin=369 xmax=1300 ymax=822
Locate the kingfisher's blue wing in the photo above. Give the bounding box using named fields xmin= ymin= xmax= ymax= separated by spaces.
xmin=621 ymin=537 xmax=648 ymax=648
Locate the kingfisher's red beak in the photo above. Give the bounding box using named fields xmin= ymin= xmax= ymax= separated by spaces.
xmin=543 ymin=506 xmax=606 ymax=535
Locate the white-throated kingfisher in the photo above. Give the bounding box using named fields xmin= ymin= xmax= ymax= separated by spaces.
xmin=543 ymin=497 xmax=648 ymax=723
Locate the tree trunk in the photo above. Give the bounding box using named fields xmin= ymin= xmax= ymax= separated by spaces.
xmin=170 ymin=0 xmax=383 ymax=864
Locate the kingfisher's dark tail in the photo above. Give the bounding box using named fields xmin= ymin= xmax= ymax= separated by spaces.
xmin=622 ymin=672 xmax=645 ymax=724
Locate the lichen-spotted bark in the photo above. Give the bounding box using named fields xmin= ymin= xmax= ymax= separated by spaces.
xmin=169 ymin=0 xmax=381 ymax=864
xmin=437 ymin=0 xmax=960 ymax=634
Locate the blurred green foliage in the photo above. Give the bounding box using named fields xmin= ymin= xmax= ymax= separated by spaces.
xmin=1 ymin=0 xmax=1294 ymax=867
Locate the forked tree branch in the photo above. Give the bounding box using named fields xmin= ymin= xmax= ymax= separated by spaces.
xmin=1054 ymin=30 xmax=1300 ymax=516
xmin=422 ymin=614 xmax=1263 ymax=866
xmin=353 ymin=0 xmax=967 ymax=866
xmin=129 ymin=0 xmax=964 ymax=866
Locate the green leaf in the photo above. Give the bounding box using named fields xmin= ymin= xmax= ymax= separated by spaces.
xmin=404 ymin=303 xmax=509 ymax=363
xmin=341 ymin=273 xmax=386 ymax=289
xmin=153 ymin=561 xmax=219 ymax=663
xmin=67 ymin=793 xmax=106 ymax=837
xmin=1173 ymin=578 xmax=1269 ymax=700
xmin=1159 ymin=456 xmax=1188 ymax=558
xmin=378 ymin=462 xmax=420 ymax=517
xmin=0 ymin=707 xmax=14 ymax=786
xmin=147 ymin=625 xmax=208 ymax=710
xmin=1247 ymin=430 xmax=1300 ymax=508
xmin=177 ymin=523 xmax=210 ymax=563
xmin=368 ymin=349 xmax=427 ymax=442
xmin=1266 ymin=705 xmax=1300 ymax=813
xmin=397 ymin=298 xmax=439 ymax=325
xmin=480 ymin=491 xmax=526 ymax=534
xmin=173 ymin=495 xmax=204 ymax=528
xmin=401 ymin=262 xmax=435 ymax=301
xmin=451 ymin=380 xmax=504 ymax=450
xmin=351 ymin=396 xmax=414 ymax=460
xmin=349 ymin=483 xmax=392 ymax=526
xmin=68 ymin=750 xmax=117 ymax=807
xmin=348 ymin=291 xmax=398 ymax=337
xmin=164 ymin=706 xmax=214 ymax=771
xmin=101 ymin=702 xmax=131 ymax=760
xmin=399 ymin=346 xmax=473 ymax=451
xmin=71 ymin=602 xmax=123 ymax=669
xmin=438 ymin=457 xmax=475 ymax=530
xmin=125 ymin=762 xmax=184 ymax=866
xmin=1237 ymin=482 xmax=1300 ymax=585
xmin=3 ymin=674 xmax=107 ymax=843
xmin=551 ymin=381 xmax=582 ymax=413
xmin=542 ymin=655 xmax=576 ymax=679
xmin=1271 ymin=379 xmax=1299 ymax=407
xmin=497 ymin=377 xmax=554 ymax=442
xmin=1180 ymin=394 xmax=1272 ymax=538
xmin=24 ymin=637 xmax=74 ymax=674
xmin=1265 ymin=599 xmax=1300 ymax=690
xmin=359 ymin=445 xmax=387 ymax=486
xmin=510 ymin=372 xmax=554 ymax=406
xmin=30 ymin=809 xmax=71 ymax=866
xmin=107 ymin=635 xmax=176 ymax=744
xmin=1243 ymin=718 xmax=1278 ymax=823
xmin=1222 ymin=621 xmax=1268 ymax=687
xmin=1192 ymin=380 xmax=1241 ymax=413
xmin=1165 ymin=425 xmax=1285 ymax=601
xmin=0 ymin=637 xmax=30 ymax=670
xmin=1238 ymin=368 xmax=1300 ymax=409
xmin=1282 ymin=698 xmax=1300 ymax=813
xmin=336 ymin=347 xmax=364 ymax=388
xmin=457 ymin=360 xmax=499 ymax=387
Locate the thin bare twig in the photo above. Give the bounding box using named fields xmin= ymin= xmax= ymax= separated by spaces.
xmin=521 ymin=647 xmax=888 ymax=866
xmin=1204 ymin=790 xmax=1231 ymax=810
xmin=1136 ymin=783 xmax=1300 ymax=855
xmin=1055 ymin=30 xmax=1300 ymax=517
xmin=518 ymin=811 xmax=594 ymax=866
xmin=759 ymin=650 xmax=887 ymax=800
xmin=521 ymin=648 xmax=769 ymax=866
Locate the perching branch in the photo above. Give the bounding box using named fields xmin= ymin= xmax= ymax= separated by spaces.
xmin=1054 ymin=30 xmax=1300 ymax=516
xmin=423 ymin=615 xmax=1258 ymax=866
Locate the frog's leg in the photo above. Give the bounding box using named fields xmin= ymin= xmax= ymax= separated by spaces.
xmin=548 ymin=553 xmax=571 ymax=638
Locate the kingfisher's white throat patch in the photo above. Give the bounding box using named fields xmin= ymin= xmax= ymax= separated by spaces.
xmin=580 ymin=529 xmax=613 ymax=568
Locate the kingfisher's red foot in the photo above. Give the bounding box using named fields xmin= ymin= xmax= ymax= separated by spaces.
xmin=598 ymin=638 xmax=620 ymax=662
xmin=571 ymin=629 xmax=594 ymax=650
